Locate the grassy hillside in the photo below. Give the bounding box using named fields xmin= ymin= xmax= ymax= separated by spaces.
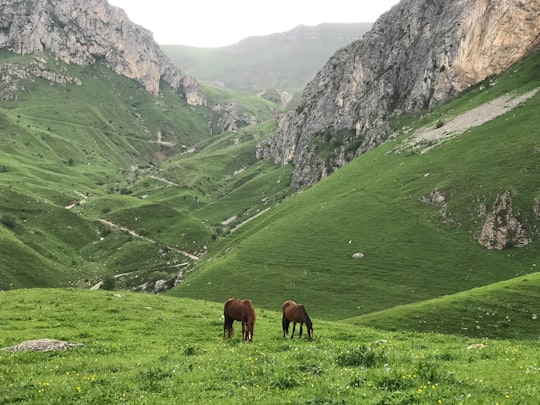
xmin=0 ymin=50 xmax=288 ymax=290
xmin=349 ymin=272 xmax=540 ymax=340
xmin=1 ymin=288 xmax=539 ymax=404
xmin=169 ymin=50 xmax=540 ymax=320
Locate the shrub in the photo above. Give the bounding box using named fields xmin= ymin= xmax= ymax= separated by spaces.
xmin=0 ymin=215 xmax=17 ymax=229
xmin=336 ymin=344 xmax=387 ymax=368
xmin=101 ymin=275 xmax=116 ymax=290
xmin=415 ymin=359 xmax=440 ymax=382
xmin=269 ymin=370 xmax=298 ymax=389
xmin=183 ymin=346 xmax=197 ymax=356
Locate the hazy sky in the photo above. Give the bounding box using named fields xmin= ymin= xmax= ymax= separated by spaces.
xmin=107 ymin=0 xmax=401 ymax=47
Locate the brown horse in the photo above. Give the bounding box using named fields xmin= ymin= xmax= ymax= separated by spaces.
xmin=282 ymin=300 xmax=313 ymax=339
xmin=223 ymin=298 xmax=256 ymax=342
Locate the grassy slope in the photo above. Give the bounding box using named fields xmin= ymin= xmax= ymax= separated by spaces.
xmin=0 ymin=53 xmax=209 ymax=287
xmin=0 ymin=51 xmax=287 ymax=288
xmin=348 ymin=271 xmax=540 ymax=340
xmin=169 ymin=51 xmax=540 ymax=321
xmin=1 ymin=289 xmax=539 ymax=404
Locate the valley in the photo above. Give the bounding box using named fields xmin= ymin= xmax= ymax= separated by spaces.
xmin=0 ymin=0 xmax=539 ymax=402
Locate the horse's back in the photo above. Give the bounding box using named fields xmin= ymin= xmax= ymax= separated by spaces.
xmin=282 ymin=300 xmax=296 ymax=312
xmin=225 ymin=298 xmax=255 ymax=321
xmin=283 ymin=300 xmax=304 ymax=319
xmin=285 ymin=301 xmax=311 ymax=321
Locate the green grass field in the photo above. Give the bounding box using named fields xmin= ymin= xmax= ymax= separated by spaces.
xmin=1 ymin=289 xmax=539 ymax=404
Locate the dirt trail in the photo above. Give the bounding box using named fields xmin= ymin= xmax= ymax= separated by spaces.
xmin=400 ymin=88 xmax=538 ymax=153
xmin=65 ymin=191 xmax=88 ymax=209
xmin=230 ymin=208 xmax=271 ymax=232
xmin=148 ymin=175 xmax=178 ymax=186
xmin=97 ymin=219 xmax=199 ymax=260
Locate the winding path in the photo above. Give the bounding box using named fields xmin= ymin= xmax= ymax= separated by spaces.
xmin=97 ymin=219 xmax=199 ymax=260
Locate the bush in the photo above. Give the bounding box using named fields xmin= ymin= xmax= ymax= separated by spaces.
xmin=269 ymin=370 xmax=299 ymax=389
xmin=101 ymin=275 xmax=116 ymax=290
xmin=336 ymin=344 xmax=387 ymax=368
xmin=0 ymin=215 xmax=17 ymax=229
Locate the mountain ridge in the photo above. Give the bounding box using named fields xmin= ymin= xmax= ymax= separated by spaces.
xmin=0 ymin=0 xmax=205 ymax=104
xmin=262 ymin=0 xmax=540 ymax=189
xmin=162 ymin=22 xmax=373 ymax=103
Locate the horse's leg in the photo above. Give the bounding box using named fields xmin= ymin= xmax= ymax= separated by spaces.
xmin=282 ymin=315 xmax=290 ymax=338
xmin=241 ymin=320 xmax=246 ymax=341
xmin=223 ymin=317 xmax=233 ymax=338
xmin=299 ymin=322 xmax=303 ymax=338
xmin=291 ymin=322 xmax=297 ymax=339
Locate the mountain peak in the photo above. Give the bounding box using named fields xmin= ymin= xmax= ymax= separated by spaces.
xmin=262 ymin=0 xmax=540 ymax=189
xmin=0 ymin=0 xmax=205 ymax=104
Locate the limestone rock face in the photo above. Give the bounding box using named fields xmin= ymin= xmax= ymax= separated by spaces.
xmin=0 ymin=0 xmax=205 ymax=105
xmin=262 ymin=0 xmax=540 ymax=189
xmin=211 ymin=102 xmax=259 ymax=132
xmin=478 ymin=191 xmax=531 ymax=250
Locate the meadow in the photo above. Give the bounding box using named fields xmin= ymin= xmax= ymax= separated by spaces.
xmin=1 ymin=289 xmax=539 ymax=404
xmin=1 ymin=32 xmax=540 ymax=405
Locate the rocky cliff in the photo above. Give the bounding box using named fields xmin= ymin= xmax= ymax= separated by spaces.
xmin=0 ymin=0 xmax=205 ymax=105
xmin=261 ymin=0 xmax=540 ymax=189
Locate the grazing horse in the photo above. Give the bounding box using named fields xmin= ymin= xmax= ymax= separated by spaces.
xmin=282 ymin=300 xmax=313 ymax=339
xmin=223 ymin=298 xmax=256 ymax=342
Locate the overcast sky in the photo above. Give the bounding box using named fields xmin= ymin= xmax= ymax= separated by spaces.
xmin=107 ymin=0 xmax=401 ymax=47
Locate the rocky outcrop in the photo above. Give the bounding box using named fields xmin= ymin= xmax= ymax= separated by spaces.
xmin=478 ymin=191 xmax=531 ymax=250
xmin=211 ymin=102 xmax=259 ymax=132
xmin=2 ymin=339 xmax=84 ymax=352
xmin=261 ymin=0 xmax=540 ymax=189
xmin=0 ymin=56 xmax=82 ymax=100
xmin=0 ymin=0 xmax=205 ymax=105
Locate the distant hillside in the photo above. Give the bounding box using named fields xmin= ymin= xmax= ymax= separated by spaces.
xmin=162 ymin=23 xmax=372 ymax=108
xmin=349 ymin=272 xmax=540 ymax=340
